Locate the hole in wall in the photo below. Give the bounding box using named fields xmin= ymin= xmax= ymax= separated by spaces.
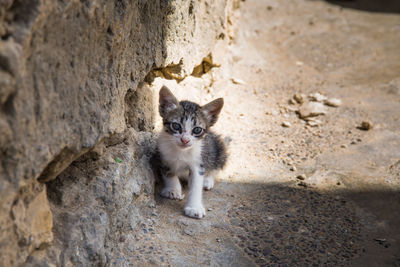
xmin=37 ymin=148 xmax=88 ymax=183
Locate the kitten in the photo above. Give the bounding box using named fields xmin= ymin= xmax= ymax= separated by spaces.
xmin=157 ymin=86 xmax=227 ymax=219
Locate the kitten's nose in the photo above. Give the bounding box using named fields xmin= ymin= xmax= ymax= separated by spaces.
xmin=181 ymin=138 xmax=190 ymax=145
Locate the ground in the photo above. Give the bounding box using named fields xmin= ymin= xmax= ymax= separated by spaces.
xmin=124 ymin=0 xmax=400 ymax=266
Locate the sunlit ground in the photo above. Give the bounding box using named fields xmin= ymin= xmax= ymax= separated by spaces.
xmin=148 ymin=0 xmax=400 ymax=190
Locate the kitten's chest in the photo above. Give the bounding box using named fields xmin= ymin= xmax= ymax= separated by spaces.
xmin=159 ymin=142 xmax=202 ymax=173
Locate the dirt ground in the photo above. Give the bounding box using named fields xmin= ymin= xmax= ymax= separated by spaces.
xmin=127 ymin=0 xmax=400 ymax=266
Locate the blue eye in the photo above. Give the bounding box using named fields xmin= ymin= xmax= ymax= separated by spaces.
xmin=170 ymin=122 xmax=181 ymax=132
xmin=192 ymin=127 xmax=203 ymax=135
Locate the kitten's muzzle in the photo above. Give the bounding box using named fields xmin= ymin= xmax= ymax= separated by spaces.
xmin=180 ymin=137 xmax=190 ymax=145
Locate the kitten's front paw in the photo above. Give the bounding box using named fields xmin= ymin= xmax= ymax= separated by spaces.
xmin=184 ymin=205 xmax=206 ymax=219
xmin=203 ymin=177 xmax=214 ymax=190
xmin=161 ymin=187 xmax=184 ymax=200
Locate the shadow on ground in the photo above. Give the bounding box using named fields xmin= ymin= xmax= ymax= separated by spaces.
xmin=325 ymin=0 xmax=400 ymax=13
xmin=150 ymin=180 xmax=400 ymax=266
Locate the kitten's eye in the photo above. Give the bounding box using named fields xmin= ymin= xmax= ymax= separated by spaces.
xmin=192 ymin=127 xmax=203 ymax=135
xmin=170 ymin=122 xmax=181 ymax=132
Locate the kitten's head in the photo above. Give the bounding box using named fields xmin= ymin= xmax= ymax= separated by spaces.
xmin=159 ymin=86 xmax=223 ymax=149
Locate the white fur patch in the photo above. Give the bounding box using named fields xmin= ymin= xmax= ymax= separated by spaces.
xmin=203 ymin=176 xmax=214 ymax=190
xmin=158 ymin=131 xmax=202 ymax=175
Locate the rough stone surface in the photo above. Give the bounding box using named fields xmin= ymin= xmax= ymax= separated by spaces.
xmin=0 ymin=0 xmax=237 ymax=265
xmin=6 ymin=182 xmax=53 ymax=266
xmin=45 ymin=129 xmax=157 ymax=266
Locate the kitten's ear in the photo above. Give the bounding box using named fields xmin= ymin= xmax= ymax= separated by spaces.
xmin=159 ymin=86 xmax=179 ymax=117
xmin=202 ymin=98 xmax=224 ymax=126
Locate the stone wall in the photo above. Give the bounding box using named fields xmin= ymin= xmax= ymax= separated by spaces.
xmin=0 ymin=0 xmax=237 ymax=265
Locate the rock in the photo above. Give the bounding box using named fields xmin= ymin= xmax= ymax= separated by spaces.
xmin=324 ymin=98 xmax=342 ymax=107
xmin=297 ymin=174 xmax=306 ymax=180
xmin=306 ymin=118 xmax=322 ymax=127
xmin=231 ymin=77 xmax=245 ymax=85
xmin=293 ymin=93 xmax=305 ymax=104
xmin=308 ymin=92 xmax=328 ymax=102
xmin=298 ymin=102 xmax=327 ymax=119
xmin=290 ymin=166 xmax=297 ymax=171
xmin=358 ymin=120 xmax=373 ymax=131
xmin=282 ymin=121 xmax=291 ymax=128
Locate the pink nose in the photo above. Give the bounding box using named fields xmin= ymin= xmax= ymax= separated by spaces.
xmin=181 ymin=138 xmax=190 ymax=145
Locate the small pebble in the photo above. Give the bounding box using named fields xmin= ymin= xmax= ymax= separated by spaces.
xmin=293 ymin=93 xmax=305 ymax=104
xmin=207 ymin=208 xmax=213 ymax=211
xmin=290 ymin=166 xmax=297 ymax=171
xmin=282 ymin=121 xmax=291 ymax=128
xmin=340 ymin=144 xmax=347 ymax=148
xmin=359 ymin=120 xmax=373 ymax=131
xmin=216 ymin=238 xmax=221 ymax=242
xmin=297 ymin=174 xmax=306 ymax=180
xmin=308 ymin=92 xmax=327 ymax=102
xmin=306 ymin=119 xmax=322 ymax=127
xmin=231 ymin=78 xmax=245 ymax=85
xmin=324 ymin=98 xmax=341 ymax=107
